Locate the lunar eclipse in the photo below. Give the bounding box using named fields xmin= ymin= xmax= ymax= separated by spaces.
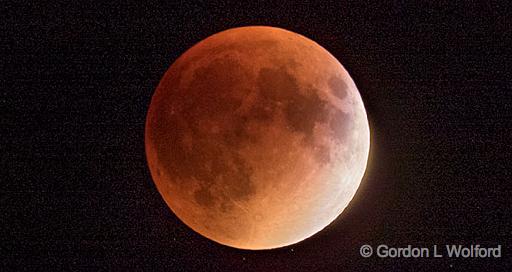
xmin=145 ymin=26 xmax=370 ymax=250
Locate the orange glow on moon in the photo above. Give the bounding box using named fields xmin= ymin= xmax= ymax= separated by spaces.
xmin=145 ymin=26 xmax=370 ymax=249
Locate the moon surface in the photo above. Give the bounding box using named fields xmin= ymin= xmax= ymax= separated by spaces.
xmin=145 ymin=26 xmax=370 ymax=250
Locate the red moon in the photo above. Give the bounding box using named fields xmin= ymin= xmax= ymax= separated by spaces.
xmin=145 ymin=26 xmax=370 ymax=250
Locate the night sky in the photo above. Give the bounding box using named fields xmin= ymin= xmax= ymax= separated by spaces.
xmin=3 ymin=1 xmax=512 ymax=271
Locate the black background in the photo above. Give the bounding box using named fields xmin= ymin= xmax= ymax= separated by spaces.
xmin=3 ymin=1 xmax=512 ymax=271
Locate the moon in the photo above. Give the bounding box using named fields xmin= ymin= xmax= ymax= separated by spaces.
xmin=145 ymin=26 xmax=370 ymax=250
